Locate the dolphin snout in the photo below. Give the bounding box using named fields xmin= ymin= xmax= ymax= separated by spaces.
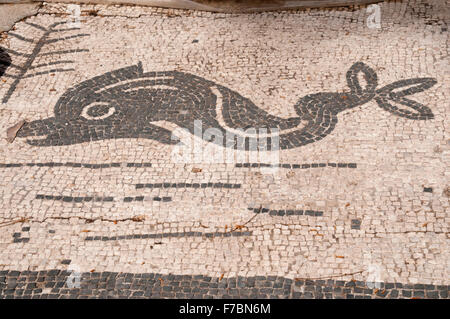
xmin=16 ymin=117 xmax=63 ymax=146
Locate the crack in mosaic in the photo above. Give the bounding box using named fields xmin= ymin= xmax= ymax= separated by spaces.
xmin=14 ymin=62 xmax=436 ymax=149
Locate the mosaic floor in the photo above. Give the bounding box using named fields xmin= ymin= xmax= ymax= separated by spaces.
xmin=0 ymin=0 xmax=448 ymax=299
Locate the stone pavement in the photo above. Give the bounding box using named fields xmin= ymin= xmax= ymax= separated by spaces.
xmin=0 ymin=0 xmax=448 ymax=299
xmin=0 ymin=3 xmax=41 ymax=33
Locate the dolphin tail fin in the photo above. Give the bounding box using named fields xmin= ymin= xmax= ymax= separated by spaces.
xmin=374 ymin=77 xmax=437 ymax=120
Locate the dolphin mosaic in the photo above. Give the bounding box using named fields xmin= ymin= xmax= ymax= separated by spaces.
xmin=15 ymin=62 xmax=437 ymax=149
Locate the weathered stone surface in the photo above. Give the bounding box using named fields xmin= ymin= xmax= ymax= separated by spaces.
xmin=0 ymin=3 xmax=40 ymax=32
xmin=0 ymin=0 xmax=448 ymax=299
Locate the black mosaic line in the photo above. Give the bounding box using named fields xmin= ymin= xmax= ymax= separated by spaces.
xmin=8 ymin=32 xmax=34 ymax=43
xmin=236 ymin=162 xmax=357 ymax=169
xmin=125 ymin=163 xmax=153 ymax=167
xmin=136 ymin=182 xmax=241 ymax=189
xmin=15 ymin=62 xmax=436 ymax=148
xmin=39 ymin=49 xmax=88 ymax=57
xmin=35 ymin=195 xmax=172 ymax=202
xmin=2 ymin=22 xmax=89 ymax=103
xmin=0 ymin=270 xmax=447 ymax=299
xmin=248 ymin=207 xmax=323 ymax=217
xmin=0 ymin=162 xmax=152 ymax=168
xmin=20 ymin=68 xmax=76 ymax=79
xmin=85 ymin=231 xmax=252 ymax=241
xmin=24 ymin=22 xmax=47 ymax=31
xmin=30 ymin=60 xmax=74 ymax=70
xmin=36 ymin=195 xmax=114 ymax=202
xmin=123 ymin=196 xmax=172 ymax=202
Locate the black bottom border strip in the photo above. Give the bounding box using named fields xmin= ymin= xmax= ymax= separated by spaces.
xmin=0 ymin=270 xmax=447 ymax=300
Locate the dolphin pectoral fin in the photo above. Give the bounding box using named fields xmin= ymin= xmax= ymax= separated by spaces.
xmin=139 ymin=123 xmax=179 ymax=145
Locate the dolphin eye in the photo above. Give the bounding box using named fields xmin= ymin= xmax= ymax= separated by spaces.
xmin=81 ymin=102 xmax=115 ymax=120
